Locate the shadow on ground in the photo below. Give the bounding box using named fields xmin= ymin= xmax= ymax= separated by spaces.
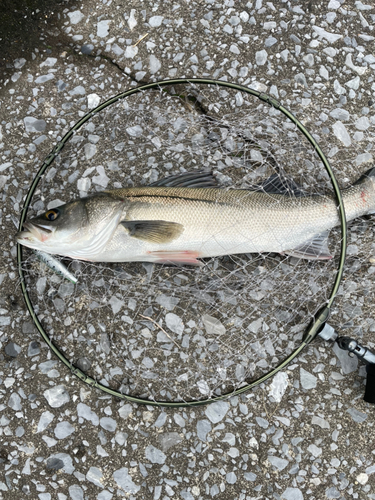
xmin=0 ymin=0 xmax=67 ymax=75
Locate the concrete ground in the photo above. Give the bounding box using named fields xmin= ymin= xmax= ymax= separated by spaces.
xmin=1 ymin=0 xmax=375 ymax=499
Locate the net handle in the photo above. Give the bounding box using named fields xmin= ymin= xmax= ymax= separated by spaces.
xmin=17 ymin=78 xmax=347 ymax=407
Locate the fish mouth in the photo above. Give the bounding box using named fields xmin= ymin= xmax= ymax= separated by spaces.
xmin=16 ymin=222 xmax=54 ymax=246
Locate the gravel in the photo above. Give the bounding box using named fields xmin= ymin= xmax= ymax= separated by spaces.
xmin=1 ymin=1 xmax=375 ymax=498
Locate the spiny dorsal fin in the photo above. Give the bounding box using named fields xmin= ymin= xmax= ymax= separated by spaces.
xmin=148 ymin=170 xmax=218 ymax=188
xmin=121 ymin=220 xmax=184 ymax=244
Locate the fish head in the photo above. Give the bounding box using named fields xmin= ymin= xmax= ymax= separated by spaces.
xmin=16 ymin=200 xmax=89 ymax=253
xmin=16 ymin=194 xmax=124 ymax=258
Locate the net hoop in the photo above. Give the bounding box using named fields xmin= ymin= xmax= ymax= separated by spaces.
xmin=17 ymin=78 xmax=347 ymax=407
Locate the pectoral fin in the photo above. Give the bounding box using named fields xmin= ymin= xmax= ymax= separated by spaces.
xmin=121 ymin=220 xmax=184 ymax=244
xmin=284 ymin=231 xmax=332 ymax=260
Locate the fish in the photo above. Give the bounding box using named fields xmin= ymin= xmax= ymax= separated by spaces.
xmin=34 ymin=250 xmax=77 ymax=284
xmin=15 ymin=168 xmax=375 ymax=266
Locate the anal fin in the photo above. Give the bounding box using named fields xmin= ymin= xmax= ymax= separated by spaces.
xmin=284 ymin=231 xmax=332 ymax=260
xmin=147 ymin=250 xmax=203 ymax=266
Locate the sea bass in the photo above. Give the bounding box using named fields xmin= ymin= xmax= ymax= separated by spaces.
xmin=16 ymin=169 xmax=375 ymax=265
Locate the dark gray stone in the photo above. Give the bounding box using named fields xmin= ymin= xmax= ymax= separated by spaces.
xmin=46 ymin=458 xmax=64 ymax=471
xmin=5 ymin=342 xmax=21 ymax=357
xmin=81 ymin=44 xmax=95 ymax=55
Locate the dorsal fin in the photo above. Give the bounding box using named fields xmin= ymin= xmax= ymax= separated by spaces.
xmin=148 ymin=170 xmax=218 ymax=188
xmin=252 ymin=174 xmax=307 ymax=197
xmin=353 ymin=167 xmax=375 ymax=186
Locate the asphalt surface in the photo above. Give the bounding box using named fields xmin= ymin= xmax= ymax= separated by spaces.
xmin=1 ymin=1 xmax=375 ymax=499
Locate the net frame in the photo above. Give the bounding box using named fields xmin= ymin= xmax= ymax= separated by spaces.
xmin=16 ymin=78 xmax=347 ymax=407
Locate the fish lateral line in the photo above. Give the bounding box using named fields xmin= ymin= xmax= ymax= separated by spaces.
xmin=107 ymin=188 xmax=233 ymax=207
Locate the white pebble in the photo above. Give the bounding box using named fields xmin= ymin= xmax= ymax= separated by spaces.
xmin=54 ymin=421 xmax=75 ymax=440
xmin=312 ymin=26 xmax=342 ymax=43
xmin=40 ymin=57 xmax=57 ymax=68
xmin=145 ymin=445 xmax=166 ymax=464
xmin=149 ymin=54 xmax=161 ymax=74
xmin=256 ymin=49 xmax=268 ymax=65
xmin=14 ymin=58 xmax=26 ymax=69
xmin=328 ymin=0 xmax=340 ymax=8
xmin=333 ymin=79 xmax=345 ymax=95
xmin=355 ymin=153 xmax=372 ymax=166
xmin=87 ymin=93 xmax=100 ymax=109
xmin=113 ymin=468 xmax=140 ymax=493
xmin=68 ymin=10 xmax=84 ymax=24
xmin=124 ymin=46 xmax=138 ymax=59
xmin=108 ymin=295 xmax=124 ymax=315
xmin=44 ymin=385 xmax=70 ymax=408
xmin=345 ymin=76 xmax=360 ymax=90
xmin=128 ymin=9 xmax=137 ymax=30
xmin=307 ymin=444 xmax=322 ymax=457
xmin=300 ymin=368 xmax=317 ymax=390
xmin=93 ymin=166 xmax=109 ymax=187
xmin=24 ymin=117 xmax=47 ymax=132
xmin=230 ymin=44 xmax=240 ymax=55
xmin=69 ymin=85 xmax=85 ymax=96
xmin=268 ymin=372 xmax=289 ymax=402
xmin=205 ymin=401 xmax=229 ymax=423
xmin=126 ymin=125 xmax=143 ymax=137
xmin=332 ymin=121 xmax=351 ymax=147
xmin=345 ymin=53 xmax=367 ymax=76
xmin=149 ymin=15 xmax=164 ymax=27
xmin=84 ymin=143 xmax=97 ymax=160
xmin=202 ymin=314 xmax=226 ymax=335
xmin=37 ymin=411 xmax=55 ymax=433
xmin=356 ymin=473 xmax=368 ymax=485
xmin=112 ymin=44 xmax=124 ymax=56
xmin=319 ymin=65 xmax=329 ymax=80
xmin=77 ymin=178 xmax=91 ymax=191
xmin=165 ymin=313 xmax=184 ymax=335
xmin=97 ymin=20 xmax=110 ymax=38
xmin=355 ymin=116 xmax=370 ymax=130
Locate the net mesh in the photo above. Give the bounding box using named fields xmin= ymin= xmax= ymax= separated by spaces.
xmin=18 ymin=82 xmax=374 ymax=402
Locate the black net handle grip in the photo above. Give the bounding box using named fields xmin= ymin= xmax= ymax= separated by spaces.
xmin=319 ymin=330 xmax=375 ymax=404
xmin=364 ymin=364 xmax=375 ymax=404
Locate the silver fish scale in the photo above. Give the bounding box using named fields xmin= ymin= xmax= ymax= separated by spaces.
xmin=95 ymin=180 xmax=375 ymax=262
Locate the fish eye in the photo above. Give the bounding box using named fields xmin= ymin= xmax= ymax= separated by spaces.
xmin=45 ymin=209 xmax=60 ymax=221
